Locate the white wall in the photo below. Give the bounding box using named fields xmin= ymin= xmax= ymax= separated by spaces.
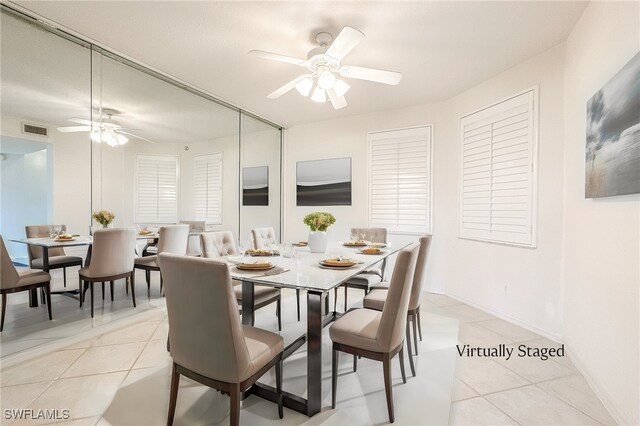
xmin=562 ymin=2 xmax=639 ymax=424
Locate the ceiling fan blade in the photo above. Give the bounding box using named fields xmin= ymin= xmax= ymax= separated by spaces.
xmin=57 ymin=125 xmax=92 ymax=133
xmin=248 ymin=50 xmax=307 ymax=66
xmin=117 ymin=130 xmax=155 ymax=144
xmin=326 ymin=88 xmax=347 ymax=110
xmin=267 ymin=75 xmax=308 ymax=99
xmin=68 ymin=118 xmax=94 ymax=126
xmin=339 ymin=65 xmax=402 ymax=85
xmin=326 ymin=27 xmax=365 ymax=61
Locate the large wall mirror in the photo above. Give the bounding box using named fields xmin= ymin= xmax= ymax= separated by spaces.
xmin=0 ymin=5 xmax=282 ymax=355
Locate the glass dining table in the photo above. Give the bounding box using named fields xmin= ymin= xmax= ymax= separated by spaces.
xmin=229 ymin=242 xmax=409 ymax=417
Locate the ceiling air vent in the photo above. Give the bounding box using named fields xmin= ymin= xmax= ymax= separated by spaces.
xmin=22 ymin=122 xmax=49 ymax=137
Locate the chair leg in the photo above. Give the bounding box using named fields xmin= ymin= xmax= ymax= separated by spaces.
xmin=230 ymin=384 xmax=241 ymax=426
xmin=126 ymin=275 xmax=129 ymax=295
xmin=276 ymin=298 xmax=282 ymax=331
xmin=399 ymin=346 xmax=407 ymax=384
xmin=167 ymin=363 xmax=180 ymax=426
xmin=331 ymin=348 xmax=339 ymax=409
xmin=101 ymin=282 xmax=105 ymax=300
xmin=276 ymin=358 xmax=283 ymax=419
xmin=45 ymin=283 xmax=52 ymax=320
xmin=63 ymin=267 xmax=67 ymax=287
xmin=160 ymin=275 xmax=164 ymax=297
xmin=406 ymin=320 xmax=416 ymax=377
xmin=417 ymin=308 xmax=423 ymax=341
xmin=41 ymin=287 xmax=46 ymax=304
xmin=383 ymin=354 xmax=395 ymax=423
xmin=333 ymin=287 xmax=338 ymax=313
xmin=78 ymin=277 xmax=83 ymax=307
xmin=130 ymin=272 xmax=137 ymax=308
xmin=110 ymin=281 xmax=114 ymax=301
xmin=1 ymin=293 xmax=7 ymax=332
xmin=353 ymin=354 xmax=358 ymax=372
xmin=296 ymin=288 xmax=300 ymax=321
xmin=344 ymin=285 xmax=348 ymax=312
xmin=90 ymin=282 xmax=94 ymax=318
xmin=412 ymin=313 xmax=419 ymax=355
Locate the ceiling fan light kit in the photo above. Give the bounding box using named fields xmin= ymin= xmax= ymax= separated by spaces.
xmin=249 ymin=26 xmax=402 ymax=110
xmin=56 ymin=108 xmax=154 ymax=146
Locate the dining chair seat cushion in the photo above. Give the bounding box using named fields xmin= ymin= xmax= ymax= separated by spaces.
xmin=371 ymin=281 xmax=390 ymax=290
xmin=345 ymin=271 xmax=383 ymax=287
xmin=362 ymin=288 xmax=388 ymax=311
xmin=234 ymin=285 xmax=280 ymax=305
xmin=134 ymin=255 xmax=158 ymax=268
xmin=241 ymin=324 xmax=284 ymax=381
xmin=31 ymin=255 xmax=82 ymax=269
xmin=329 ymin=308 xmax=383 ymax=353
xmin=13 ymin=269 xmax=51 ymax=288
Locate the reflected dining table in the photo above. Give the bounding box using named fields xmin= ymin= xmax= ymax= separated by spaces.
xmin=229 ymin=242 xmax=408 ymax=417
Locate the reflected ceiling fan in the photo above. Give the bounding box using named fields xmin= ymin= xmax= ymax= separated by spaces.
xmin=56 ymin=108 xmax=155 ymax=146
xmin=249 ymin=26 xmax=402 ymax=110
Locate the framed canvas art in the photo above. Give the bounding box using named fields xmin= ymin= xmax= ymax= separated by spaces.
xmin=242 ymin=166 xmax=269 ymax=206
xmin=296 ymin=157 xmax=352 ymax=206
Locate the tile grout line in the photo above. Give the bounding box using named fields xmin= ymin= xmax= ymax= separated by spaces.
xmin=532 ymin=381 xmax=607 ymax=425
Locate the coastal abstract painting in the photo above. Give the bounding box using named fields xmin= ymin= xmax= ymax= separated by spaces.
xmin=586 ymin=52 xmax=640 ymax=198
xmin=296 ymin=157 xmax=352 ymax=206
xmin=242 ymin=166 xmax=269 ymax=206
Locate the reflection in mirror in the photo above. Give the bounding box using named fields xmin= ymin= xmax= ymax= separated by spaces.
xmin=91 ymin=52 xmax=240 ymax=239
xmin=0 ymin=9 xmax=91 ymax=265
xmin=240 ymin=113 xmax=282 ymax=242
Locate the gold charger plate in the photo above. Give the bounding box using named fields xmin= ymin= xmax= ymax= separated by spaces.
xmin=343 ymin=241 xmax=367 ymax=247
xmin=236 ymin=262 xmax=275 ymax=271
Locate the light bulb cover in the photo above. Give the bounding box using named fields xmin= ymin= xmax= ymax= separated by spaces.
xmin=311 ymin=87 xmax=327 ymax=103
xmin=295 ymin=77 xmax=313 ymax=96
xmin=115 ymin=133 xmax=129 ymax=145
xmin=333 ymin=79 xmax=351 ymax=98
xmin=317 ymin=71 xmax=336 ymax=90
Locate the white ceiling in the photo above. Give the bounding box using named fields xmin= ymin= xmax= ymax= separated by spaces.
xmin=13 ymin=1 xmax=587 ymax=128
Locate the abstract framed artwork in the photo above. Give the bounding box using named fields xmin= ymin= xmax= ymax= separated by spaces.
xmin=242 ymin=166 xmax=269 ymax=206
xmin=296 ymin=157 xmax=352 ymax=206
xmin=586 ymin=52 xmax=640 ymax=198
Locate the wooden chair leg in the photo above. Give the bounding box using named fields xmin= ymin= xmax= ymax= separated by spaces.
xmin=110 ymin=281 xmax=114 ymax=301
xmin=40 ymin=287 xmax=46 ymax=304
xmin=296 ymin=288 xmax=301 ymax=321
xmin=412 ymin=313 xmax=419 ymax=355
xmin=167 ymin=363 xmax=180 ymax=426
xmin=333 ymin=287 xmax=338 ymax=313
xmin=78 ymin=277 xmax=83 ymax=307
xmin=90 ymin=282 xmax=94 ymax=318
xmin=101 ymin=282 xmax=105 ymax=300
xmin=399 ymin=346 xmax=407 ymax=384
xmin=1 ymin=293 xmax=7 ymax=332
xmin=406 ymin=320 xmax=416 ymax=377
xmin=276 ymin=358 xmax=283 ymax=419
xmin=160 ymin=275 xmax=164 ymax=297
xmin=230 ymin=384 xmax=241 ymax=426
xmin=353 ymin=354 xmax=358 ymax=372
xmin=126 ymin=275 xmax=129 ymax=295
xmin=383 ymin=354 xmax=395 ymax=423
xmin=46 ymin=283 xmax=52 ymax=320
xmin=331 ymin=348 xmax=339 ymax=409
xmin=276 ymin=298 xmax=282 ymax=331
xmin=417 ymin=308 xmax=423 ymax=341
xmin=130 ymin=272 xmax=137 ymax=308
xmin=63 ymin=267 xmax=67 ymax=287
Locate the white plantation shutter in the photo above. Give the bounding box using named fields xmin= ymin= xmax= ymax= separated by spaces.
xmin=458 ymin=88 xmax=538 ymax=247
xmin=194 ymin=153 xmax=223 ymax=224
xmin=136 ymin=154 xmax=179 ymax=223
xmin=368 ymin=126 xmax=433 ymax=233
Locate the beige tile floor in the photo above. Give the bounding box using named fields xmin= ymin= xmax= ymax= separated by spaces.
xmin=0 ymin=289 xmax=615 ymax=425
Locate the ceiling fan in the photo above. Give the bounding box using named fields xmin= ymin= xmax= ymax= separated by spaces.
xmin=56 ymin=108 xmax=155 ymax=146
xmin=249 ymin=26 xmax=402 ymax=110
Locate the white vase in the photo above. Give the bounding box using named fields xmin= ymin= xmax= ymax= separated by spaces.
xmin=307 ymin=231 xmax=328 ymax=253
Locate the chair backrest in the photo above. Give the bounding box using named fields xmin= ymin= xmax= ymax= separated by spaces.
xmin=200 ymin=231 xmax=238 ymax=258
xmin=180 ymin=221 xmax=205 ymax=257
xmin=409 ymin=235 xmax=432 ymax=310
xmin=179 ymin=221 xmax=205 ymax=232
xmin=376 ymin=243 xmax=419 ymax=352
xmin=25 ymin=225 xmax=66 ymax=262
xmin=157 ymin=225 xmax=189 ymax=255
xmin=85 ymin=229 xmax=136 ymax=277
xmin=159 ymin=253 xmax=252 ymax=383
xmin=0 ymin=235 xmax=20 ymax=289
xmin=251 ymin=227 xmax=277 ymax=249
xmin=351 ymin=227 xmax=387 ymax=244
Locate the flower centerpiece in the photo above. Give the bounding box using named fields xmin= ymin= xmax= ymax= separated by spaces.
xmin=92 ymin=210 xmax=115 ymax=229
xmin=303 ymin=212 xmax=336 ymax=253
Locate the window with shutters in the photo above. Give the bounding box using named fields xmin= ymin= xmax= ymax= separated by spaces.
xmin=458 ymin=88 xmax=538 ymax=247
xmin=368 ymin=126 xmax=433 ymax=234
xmin=194 ymin=153 xmax=223 ymax=224
xmin=135 ymin=154 xmax=180 ymax=224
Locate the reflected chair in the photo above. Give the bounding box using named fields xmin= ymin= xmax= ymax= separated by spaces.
xmin=159 ymin=253 xmax=284 ymax=426
xmin=78 ymin=228 xmax=136 ymax=318
xmin=180 ymin=220 xmax=205 ymax=257
xmin=200 ymin=231 xmax=282 ymax=331
xmin=134 ymin=224 xmax=189 ymax=297
xmin=1 ymin=235 xmax=53 ymax=331
xmin=250 ymin=227 xmax=302 ymax=322
xmin=330 ymin=243 xmax=419 ymax=423
xmin=334 ymin=227 xmax=388 ymax=312
xmin=363 ymin=235 xmax=432 ymax=376
xmin=26 ymin=225 xmax=83 ymax=289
